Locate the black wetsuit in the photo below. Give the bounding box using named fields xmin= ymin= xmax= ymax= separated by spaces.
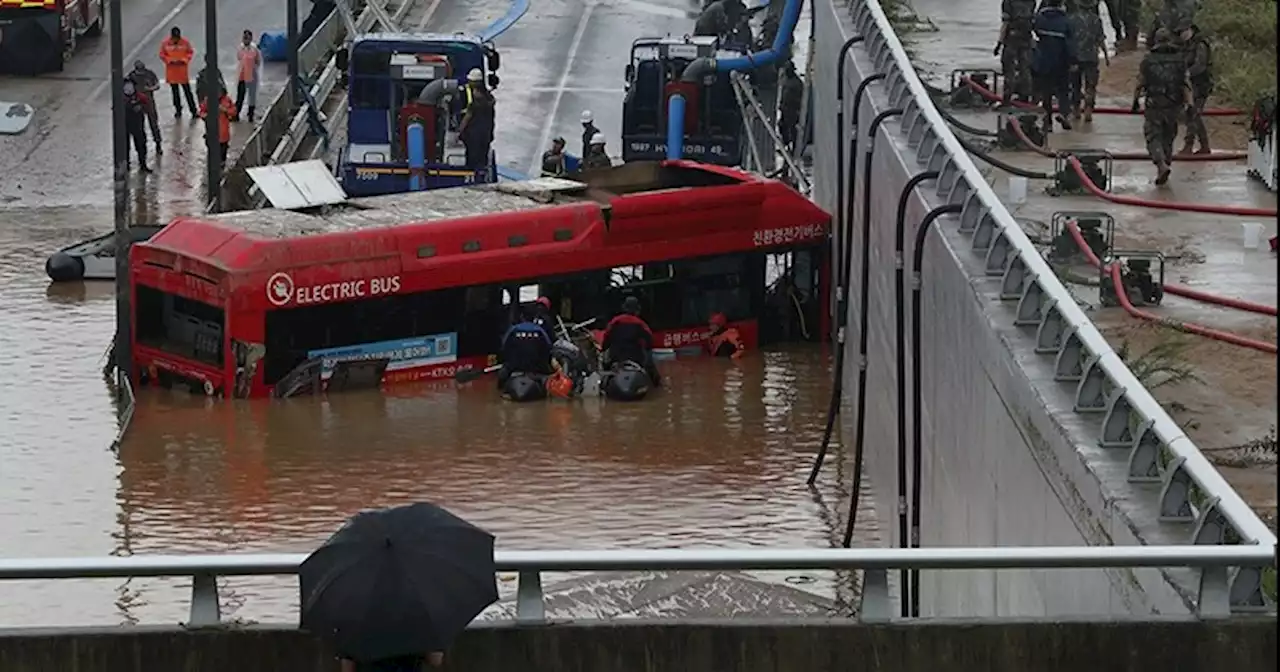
xmin=601 ymin=313 xmax=662 ymax=386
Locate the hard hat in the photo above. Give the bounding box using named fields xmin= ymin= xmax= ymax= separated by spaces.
xmin=709 ymin=312 xmax=728 ymax=328
xmin=551 ymin=136 xmax=566 ymax=145
xmin=122 ymin=80 xmax=136 ymax=96
xmin=133 ymin=59 xmax=146 ymax=70
xmin=590 ymin=132 xmax=606 ymax=145
xmin=536 ymin=296 xmax=552 ymax=309
xmin=580 ymin=110 xmax=593 ymax=123
xmin=467 ymin=68 xmax=483 ymax=82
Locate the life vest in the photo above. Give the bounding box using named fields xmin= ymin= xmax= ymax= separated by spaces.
xmin=707 ymin=326 xmax=745 ymax=359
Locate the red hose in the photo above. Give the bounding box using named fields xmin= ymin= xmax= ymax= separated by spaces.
xmin=1105 ymin=263 xmax=1277 ymax=354
xmin=1065 ymin=222 xmax=1277 ymax=316
xmin=1005 ymin=115 xmax=1247 ymax=162
xmin=1065 ymin=156 xmax=1279 ymax=217
xmin=961 ymin=77 xmax=1243 ymax=117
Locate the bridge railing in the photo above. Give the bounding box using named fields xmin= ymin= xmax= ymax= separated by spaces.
xmin=842 ymin=0 xmax=1277 ymax=556
xmin=0 ymin=546 xmax=1272 ymax=627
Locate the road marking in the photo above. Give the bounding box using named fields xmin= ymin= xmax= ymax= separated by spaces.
xmin=529 ymin=0 xmax=598 ymax=174
xmin=87 ymin=0 xmax=201 ymax=101
xmin=415 ymin=0 xmax=444 ymax=30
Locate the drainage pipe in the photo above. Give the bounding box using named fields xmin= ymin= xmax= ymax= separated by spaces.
xmin=667 ymin=0 xmax=805 ymax=159
xmin=841 ymin=107 xmax=904 ymax=555
xmin=1065 ymin=156 xmax=1278 ymax=218
xmin=408 ymin=122 xmax=426 ymax=191
xmin=962 ymin=76 xmax=1244 ymax=117
xmin=833 ymin=35 xmax=865 ymax=298
xmin=909 ymin=202 xmax=965 ymax=618
xmin=807 ymin=71 xmax=888 ymax=486
xmin=891 ymin=168 xmax=938 ymax=616
xmin=955 ymin=133 xmax=1053 ymax=179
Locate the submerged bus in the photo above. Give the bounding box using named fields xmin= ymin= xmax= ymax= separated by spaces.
xmin=128 ymin=160 xmax=830 ymax=399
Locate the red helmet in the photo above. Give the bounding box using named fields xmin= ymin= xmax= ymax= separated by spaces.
xmin=709 ymin=312 xmax=728 ymax=328
xmin=535 ymin=296 xmax=551 ymax=309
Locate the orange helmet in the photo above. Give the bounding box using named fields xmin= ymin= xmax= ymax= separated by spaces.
xmin=709 ymin=312 xmax=728 ymax=328
xmin=535 ymin=296 xmax=551 ymax=310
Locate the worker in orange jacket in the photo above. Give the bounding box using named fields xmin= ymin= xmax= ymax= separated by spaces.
xmin=199 ymin=87 xmax=237 ymax=163
xmin=158 ymin=26 xmax=198 ymax=118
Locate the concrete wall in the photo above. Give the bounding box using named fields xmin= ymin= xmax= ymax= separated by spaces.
xmin=0 ymin=620 xmax=1274 ymax=672
xmin=812 ymin=0 xmax=1200 ymax=617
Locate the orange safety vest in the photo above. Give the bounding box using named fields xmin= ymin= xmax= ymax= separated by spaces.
xmin=199 ymin=95 xmax=235 ymax=143
xmin=158 ymin=37 xmax=194 ymax=84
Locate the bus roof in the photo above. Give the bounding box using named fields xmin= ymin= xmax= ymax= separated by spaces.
xmin=134 ymin=161 xmax=828 ymax=290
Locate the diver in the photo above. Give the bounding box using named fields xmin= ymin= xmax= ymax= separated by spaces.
xmin=497 ymin=310 xmax=555 ymax=388
xmin=706 ymin=313 xmax=746 ymax=359
xmin=583 ymin=133 xmax=613 ymax=170
xmin=541 ymin=138 xmax=568 ymax=177
xmin=601 ymin=296 xmax=662 ymax=387
xmin=580 ymin=110 xmax=600 ymax=158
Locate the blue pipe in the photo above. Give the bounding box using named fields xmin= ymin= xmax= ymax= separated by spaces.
xmin=666 ymin=93 xmax=687 ymax=160
xmin=478 ymin=0 xmax=530 ymax=42
xmin=408 ymin=122 xmax=426 ymax=191
xmin=665 ymin=0 xmax=805 ymax=160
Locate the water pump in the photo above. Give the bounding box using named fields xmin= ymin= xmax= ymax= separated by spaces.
xmin=1048 ymin=211 xmax=1114 ymax=263
xmin=997 ymin=111 xmax=1044 ymax=149
xmin=948 ymin=69 xmax=1000 ymax=109
xmin=1052 ymin=150 xmax=1113 ymax=195
xmin=1100 ymin=252 xmax=1165 ymax=308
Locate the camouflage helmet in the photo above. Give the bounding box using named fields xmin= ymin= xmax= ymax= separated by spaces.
xmin=1151 ymin=27 xmax=1174 ymax=46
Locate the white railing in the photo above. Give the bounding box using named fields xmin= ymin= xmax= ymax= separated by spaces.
xmin=1248 ymin=125 xmax=1277 ymax=192
xmin=842 ymin=0 xmax=1278 ymax=552
xmin=109 ymin=367 xmax=134 ymax=452
xmin=0 ymin=546 xmax=1272 ymax=627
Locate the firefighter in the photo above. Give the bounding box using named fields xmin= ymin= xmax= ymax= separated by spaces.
xmin=122 ymin=81 xmax=152 ymax=173
xmin=458 ymin=68 xmax=495 ymax=171
xmin=580 ymin=110 xmax=600 ymax=158
xmin=158 ymin=27 xmax=197 ymax=118
xmin=199 ymin=86 xmax=237 ymax=164
xmin=706 ymin=313 xmax=746 ymax=359
xmin=541 ymin=137 xmax=568 ymax=177
xmin=127 ymin=60 xmax=163 ymax=154
xmin=583 ymin=133 xmax=612 ymax=170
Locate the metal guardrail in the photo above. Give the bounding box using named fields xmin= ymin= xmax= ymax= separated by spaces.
xmin=108 ymin=368 xmax=134 ymax=452
xmin=0 ymin=545 xmax=1271 ymax=627
xmin=842 ymin=0 xmax=1278 ymax=553
xmin=731 ymin=72 xmax=810 ymax=194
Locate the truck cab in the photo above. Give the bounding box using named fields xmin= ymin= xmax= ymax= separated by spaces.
xmin=340 ymin=33 xmax=501 ymax=197
xmin=0 ymin=0 xmax=102 ymax=74
xmin=620 ymin=36 xmax=745 ymax=167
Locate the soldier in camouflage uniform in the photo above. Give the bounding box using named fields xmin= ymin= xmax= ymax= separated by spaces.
xmin=1069 ymin=0 xmax=1107 ymax=123
xmin=1109 ymin=0 xmax=1142 ymax=51
xmin=994 ymin=0 xmax=1038 ymax=102
xmin=1146 ymin=0 xmax=1196 ymax=46
xmin=1132 ymin=28 xmax=1190 ymax=185
xmin=1180 ymin=23 xmax=1213 ymax=154
xmin=1100 ymin=0 xmax=1126 ymax=46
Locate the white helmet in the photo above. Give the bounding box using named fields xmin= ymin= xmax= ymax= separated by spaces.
xmin=590 ymin=132 xmax=606 ymax=145
xmin=467 ymin=68 xmax=483 ymax=82
xmin=580 ymin=110 xmax=594 ymax=124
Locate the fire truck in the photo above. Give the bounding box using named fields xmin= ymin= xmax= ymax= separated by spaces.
xmin=0 ymin=0 xmax=103 ymax=74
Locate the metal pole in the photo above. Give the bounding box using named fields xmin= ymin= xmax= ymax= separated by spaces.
xmin=204 ymin=0 xmax=222 ymax=212
xmin=109 ymin=0 xmax=133 ymax=378
xmin=287 ymin=0 xmax=299 ymax=103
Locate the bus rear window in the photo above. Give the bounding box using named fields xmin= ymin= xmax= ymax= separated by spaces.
xmin=136 ymin=285 xmax=225 ymax=367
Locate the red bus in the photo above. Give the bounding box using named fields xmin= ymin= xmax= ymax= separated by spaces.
xmin=129 ymin=160 xmax=831 ymax=399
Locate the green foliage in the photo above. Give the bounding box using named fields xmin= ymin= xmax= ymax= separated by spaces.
xmin=1142 ymin=0 xmax=1278 ymax=107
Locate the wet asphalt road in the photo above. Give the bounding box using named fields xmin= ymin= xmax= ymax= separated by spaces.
xmin=0 ymin=0 xmax=307 ymax=215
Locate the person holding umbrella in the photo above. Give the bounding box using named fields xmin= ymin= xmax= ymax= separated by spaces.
xmin=300 ymin=502 xmax=499 ymax=671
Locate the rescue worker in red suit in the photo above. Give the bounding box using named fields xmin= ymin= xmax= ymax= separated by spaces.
xmin=706 ymin=313 xmax=745 ymax=359
xmin=601 ymin=296 xmax=662 ymax=386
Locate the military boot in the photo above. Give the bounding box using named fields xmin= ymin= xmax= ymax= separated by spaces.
xmin=1194 ymin=126 xmax=1212 ymax=155
xmin=1082 ymin=104 xmax=1094 ymax=124
xmin=1179 ymin=137 xmax=1195 ymax=155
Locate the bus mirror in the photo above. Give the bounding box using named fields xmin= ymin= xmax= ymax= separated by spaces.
xmin=624 ymin=64 xmax=634 ymax=81
xmin=486 ymin=48 xmax=501 ymax=72
xmin=488 ymin=73 xmax=500 ymax=89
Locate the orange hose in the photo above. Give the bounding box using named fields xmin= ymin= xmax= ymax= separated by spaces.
xmin=1065 ymin=156 xmax=1278 ymax=217
xmin=1105 ymin=263 xmax=1277 ymax=354
xmin=1003 ymin=115 xmax=1248 ymax=162
xmin=1065 ymin=221 xmax=1277 ymax=316
xmin=961 ymin=76 xmax=1243 ymax=117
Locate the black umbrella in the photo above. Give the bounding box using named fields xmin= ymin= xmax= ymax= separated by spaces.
xmin=299 ymin=502 xmax=499 ymax=662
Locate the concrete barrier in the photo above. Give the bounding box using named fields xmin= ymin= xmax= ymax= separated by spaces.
xmin=811 ymin=0 xmax=1275 ymax=618
xmin=0 ymin=619 xmax=1274 ymax=672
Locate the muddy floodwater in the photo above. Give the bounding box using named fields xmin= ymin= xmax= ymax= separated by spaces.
xmin=0 ymin=204 xmax=874 ymax=626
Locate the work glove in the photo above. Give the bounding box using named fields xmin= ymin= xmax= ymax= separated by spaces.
xmin=992 ymin=42 xmax=1002 ymax=57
